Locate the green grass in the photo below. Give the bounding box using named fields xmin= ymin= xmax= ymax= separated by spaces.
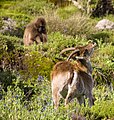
xmin=57 ymin=5 xmax=79 ymax=19
xmin=0 ymin=78 xmax=114 ymax=120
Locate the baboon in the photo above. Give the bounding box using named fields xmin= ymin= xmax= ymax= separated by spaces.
xmin=23 ymin=17 xmax=47 ymax=46
xmin=51 ymin=42 xmax=96 ymax=109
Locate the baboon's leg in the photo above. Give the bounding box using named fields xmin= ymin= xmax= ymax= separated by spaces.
xmin=28 ymin=39 xmax=34 ymax=45
xmin=65 ymin=72 xmax=78 ymax=105
xmin=65 ymin=85 xmax=72 ymax=105
xmin=23 ymin=34 xmax=34 ymax=46
xmin=77 ymin=96 xmax=85 ymax=106
xmin=85 ymin=92 xmax=94 ymax=107
xmin=52 ymin=87 xmax=60 ymax=109
xmin=42 ymin=34 xmax=47 ymax=42
xmin=27 ymin=33 xmax=34 ymax=45
xmin=36 ymin=36 xmax=41 ymax=44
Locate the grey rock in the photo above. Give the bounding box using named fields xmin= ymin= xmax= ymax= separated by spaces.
xmin=95 ymin=19 xmax=114 ymax=30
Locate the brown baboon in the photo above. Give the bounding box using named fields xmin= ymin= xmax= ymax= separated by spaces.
xmin=23 ymin=17 xmax=47 ymax=46
xmin=51 ymin=42 xmax=96 ymax=109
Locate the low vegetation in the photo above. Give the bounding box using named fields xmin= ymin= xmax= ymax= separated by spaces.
xmin=0 ymin=0 xmax=114 ymax=119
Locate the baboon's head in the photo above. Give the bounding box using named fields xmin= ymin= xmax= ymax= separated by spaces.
xmin=35 ymin=17 xmax=46 ymax=26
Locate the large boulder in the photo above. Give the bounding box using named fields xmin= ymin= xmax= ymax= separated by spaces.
xmin=95 ymin=19 xmax=114 ymax=30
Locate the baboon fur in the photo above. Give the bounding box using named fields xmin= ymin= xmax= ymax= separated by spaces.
xmin=23 ymin=17 xmax=47 ymax=46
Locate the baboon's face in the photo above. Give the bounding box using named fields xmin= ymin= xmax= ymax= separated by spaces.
xmin=81 ymin=42 xmax=96 ymax=58
xmin=35 ymin=18 xmax=46 ymax=33
xmin=38 ymin=25 xmax=46 ymax=33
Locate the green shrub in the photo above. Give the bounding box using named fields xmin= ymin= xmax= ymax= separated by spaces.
xmin=0 ymin=34 xmax=54 ymax=81
xmin=0 ymin=1 xmax=17 ymax=9
xmin=21 ymin=49 xmax=54 ymax=80
xmin=92 ymin=42 xmax=114 ymax=85
xmin=9 ymin=0 xmax=53 ymax=16
xmin=0 ymin=71 xmax=16 ymax=92
xmin=91 ymin=101 xmax=114 ymax=119
xmin=44 ymin=32 xmax=88 ymax=60
xmin=0 ymin=79 xmax=114 ymax=120
xmin=0 ymin=34 xmax=23 ymax=53
xmin=87 ymin=31 xmax=114 ymax=43
xmin=91 ymin=86 xmax=114 ymax=119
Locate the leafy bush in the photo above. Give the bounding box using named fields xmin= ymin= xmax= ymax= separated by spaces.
xmin=0 ymin=34 xmax=53 ymax=81
xmin=90 ymin=86 xmax=114 ymax=119
xmin=0 ymin=79 xmax=114 ymax=120
xmin=0 ymin=34 xmax=23 ymax=53
xmin=92 ymin=42 xmax=114 ymax=85
xmin=0 ymin=71 xmax=16 ymax=92
xmin=87 ymin=30 xmax=114 ymax=43
xmin=42 ymin=32 xmax=88 ymax=60
xmin=21 ymin=49 xmax=54 ymax=80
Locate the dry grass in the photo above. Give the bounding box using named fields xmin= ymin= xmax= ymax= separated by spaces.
xmin=45 ymin=12 xmax=93 ymax=37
